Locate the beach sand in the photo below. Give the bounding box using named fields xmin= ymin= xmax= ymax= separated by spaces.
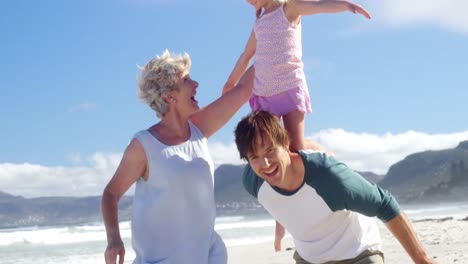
xmin=228 ymin=215 xmax=468 ymax=264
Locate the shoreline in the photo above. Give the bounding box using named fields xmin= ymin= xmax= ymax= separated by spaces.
xmin=228 ymin=215 xmax=468 ymax=264
xmin=1 ymin=214 xmax=466 ymax=264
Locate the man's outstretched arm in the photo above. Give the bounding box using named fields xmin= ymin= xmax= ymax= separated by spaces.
xmin=385 ymin=213 xmax=436 ymax=264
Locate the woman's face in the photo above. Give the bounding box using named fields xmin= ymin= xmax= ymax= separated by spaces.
xmin=171 ymin=72 xmax=199 ymax=115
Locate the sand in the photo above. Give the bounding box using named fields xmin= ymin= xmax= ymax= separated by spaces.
xmin=228 ymin=215 xmax=468 ymax=264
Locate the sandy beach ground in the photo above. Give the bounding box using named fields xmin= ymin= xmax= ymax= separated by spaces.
xmin=228 ymin=215 xmax=468 ymax=264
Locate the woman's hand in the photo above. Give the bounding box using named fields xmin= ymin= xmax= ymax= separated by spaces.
xmin=104 ymin=237 xmax=126 ymax=264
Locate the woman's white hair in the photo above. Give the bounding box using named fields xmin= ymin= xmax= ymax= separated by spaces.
xmin=137 ymin=50 xmax=191 ymax=118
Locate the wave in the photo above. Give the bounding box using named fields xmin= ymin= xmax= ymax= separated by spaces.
xmin=216 ymin=219 xmax=275 ymax=231
xmin=0 ymin=222 xmax=132 ymax=247
xmin=215 ymin=216 xmax=246 ymax=223
xmin=0 ymin=216 xmax=274 ymax=247
xmin=3 ymin=203 xmax=465 ymax=247
xmin=403 ymin=202 xmax=468 ymax=220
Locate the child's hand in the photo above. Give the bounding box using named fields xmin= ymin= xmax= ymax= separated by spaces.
xmin=222 ymin=82 xmax=235 ymax=96
xmin=348 ymin=3 xmax=371 ymax=19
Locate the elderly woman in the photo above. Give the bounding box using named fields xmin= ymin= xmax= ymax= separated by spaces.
xmin=101 ymin=50 xmax=254 ymax=264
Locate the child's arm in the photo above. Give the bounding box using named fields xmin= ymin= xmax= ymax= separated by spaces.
xmin=286 ymin=0 xmax=371 ymax=20
xmin=222 ymin=30 xmax=256 ymax=95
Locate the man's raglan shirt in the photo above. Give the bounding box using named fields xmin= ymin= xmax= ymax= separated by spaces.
xmin=242 ymin=150 xmax=401 ymax=263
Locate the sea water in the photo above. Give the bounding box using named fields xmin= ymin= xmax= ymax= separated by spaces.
xmin=1 ymin=202 xmax=467 ymax=264
xmin=0 ymin=214 xmax=276 ymax=264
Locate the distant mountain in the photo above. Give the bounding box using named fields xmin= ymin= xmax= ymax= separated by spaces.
xmin=380 ymin=140 xmax=468 ymax=203
xmin=0 ymin=190 xmax=20 ymax=200
xmin=214 ymin=164 xmax=265 ymax=216
xmin=0 ymin=164 xmax=259 ymax=228
xmin=0 ymin=193 xmax=133 ymax=229
xmin=0 ymin=190 xmax=15 ymax=198
xmin=2 ymin=141 xmax=468 ymax=228
xmin=359 ymin=171 xmax=385 ymax=183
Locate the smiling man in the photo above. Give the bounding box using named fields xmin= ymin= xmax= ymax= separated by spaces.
xmin=234 ymin=111 xmax=435 ymax=264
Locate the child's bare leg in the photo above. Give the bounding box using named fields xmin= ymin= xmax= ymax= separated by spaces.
xmin=283 ymin=109 xmax=307 ymax=151
xmin=274 ymin=220 xmax=285 ymax=252
xmin=283 ymin=110 xmax=333 ymax=154
xmin=273 ymin=110 xmax=309 ymax=251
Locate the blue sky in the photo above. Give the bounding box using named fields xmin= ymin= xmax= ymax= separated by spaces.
xmin=1 ymin=0 xmax=467 ymax=197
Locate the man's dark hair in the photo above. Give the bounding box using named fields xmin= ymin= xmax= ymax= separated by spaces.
xmin=234 ymin=111 xmax=290 ymax=160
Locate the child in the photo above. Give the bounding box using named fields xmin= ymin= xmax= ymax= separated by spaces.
xmin=223 ymin=0 xmax=371 ymax=252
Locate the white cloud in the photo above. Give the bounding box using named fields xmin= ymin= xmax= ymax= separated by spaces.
xmin=208 ymin=142 xmax=245 ymax=167
xmin=309 ymin=129 xmax=468 ymax=174
xmin=0 ymin=152 xmax=122 ymax=198
xmin=370 ymin=0 xmax=468 ymax=34
xmin=70 ymin=102 xmax=97 ymax=112
xmin=208 ymin=129 xmax=468 ymax=175
xmin=2 ymin=129 xmax=468 ymax=197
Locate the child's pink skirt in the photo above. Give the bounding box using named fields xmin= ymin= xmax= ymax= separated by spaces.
xmin=249 ymin=86 xmax=312 ymax=118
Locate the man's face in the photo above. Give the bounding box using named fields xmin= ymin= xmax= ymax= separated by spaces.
xmin=247 ymin=134 xmax=291 ymax=187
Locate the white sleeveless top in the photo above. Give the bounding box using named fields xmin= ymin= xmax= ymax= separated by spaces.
xmin=131 ymin=122 xmax=226 ymax=264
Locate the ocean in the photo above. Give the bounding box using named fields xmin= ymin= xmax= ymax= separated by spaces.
xmin=0 ymin=213 xmax=276 ymax=264
xmin=1 ymin=202 xmax=467 ymax=264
